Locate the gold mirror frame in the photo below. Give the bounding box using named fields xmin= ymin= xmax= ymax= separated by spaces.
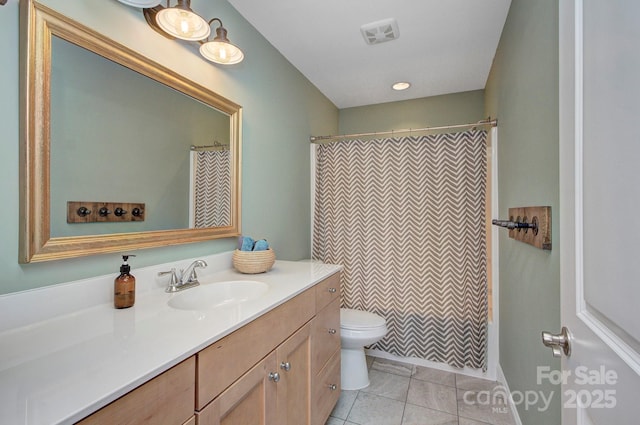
xmin=19 ymin=0 xmax=242 ymax=263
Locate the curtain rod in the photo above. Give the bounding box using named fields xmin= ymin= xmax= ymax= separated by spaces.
xmin=190 ymin=142 xmax=228 ymax=151
xmin=309 ymin=118 xmax=497 ymax=143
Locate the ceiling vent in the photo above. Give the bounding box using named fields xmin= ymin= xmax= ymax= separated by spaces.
xmin=360 ymin=18 xmax=400 ymax=45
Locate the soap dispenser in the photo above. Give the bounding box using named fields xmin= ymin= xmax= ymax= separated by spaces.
xmin=114 ymin=255 xmax=136 ymax=309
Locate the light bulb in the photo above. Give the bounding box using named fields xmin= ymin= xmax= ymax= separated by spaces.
xmin=178 ymin=15 xmax=190 ymax=35
xmin=174 ymin=11 xmax=196 ymax=37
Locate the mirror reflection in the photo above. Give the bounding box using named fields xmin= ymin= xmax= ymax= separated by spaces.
xmin=50 ymin=36 xmax=231 ymax=238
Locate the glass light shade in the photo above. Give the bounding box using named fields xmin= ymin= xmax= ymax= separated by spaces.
xmin=155 ymin=6 xmax=210 ymax=41
xmin=200 ymin=41 xmax=244 ymax=65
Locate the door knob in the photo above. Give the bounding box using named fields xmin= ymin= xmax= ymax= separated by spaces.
xmin=541 ymin=326 xmax=572 ymax=357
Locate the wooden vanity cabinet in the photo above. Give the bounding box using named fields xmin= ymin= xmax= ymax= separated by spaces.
xmin=78 ymin=272 xmax=341 ymax=425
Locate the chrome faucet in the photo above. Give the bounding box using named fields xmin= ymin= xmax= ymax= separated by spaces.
xmin=159 ymin=260 xmax=208 ymax=293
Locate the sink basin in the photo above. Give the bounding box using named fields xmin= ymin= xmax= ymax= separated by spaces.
xmin=168 ymin=280 xmax=268 ymax=311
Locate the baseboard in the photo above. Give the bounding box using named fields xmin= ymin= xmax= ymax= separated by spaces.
xmin=496 ymin=363 xmax=524 ymax=425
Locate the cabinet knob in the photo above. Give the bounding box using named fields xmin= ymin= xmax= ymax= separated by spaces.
xmin=268 ymin=372 xmax=280 ymax=382
xmin=328 ymin=384 xmax=337 ymax=391
xmin=280 ymin=361 xmax=291 ymax=371
xmin=328 ymin=328 xmax=337 ymax=334
xmin=328 ymin=287 xmax=337 ymax=293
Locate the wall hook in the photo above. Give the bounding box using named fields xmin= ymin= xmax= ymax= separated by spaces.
xmin=76 ymin=206 xmax=92 ymax=217
xmin=491 ymin=219 xmax=536 ymax=231
xmin=493 ymin=206 xmax=551 ymax=250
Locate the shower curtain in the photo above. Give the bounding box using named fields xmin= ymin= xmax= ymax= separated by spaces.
xmin=312 ymin=130 xmax=488 ymax=370
xmin=193 ymin=150 xmax=231 ymax=228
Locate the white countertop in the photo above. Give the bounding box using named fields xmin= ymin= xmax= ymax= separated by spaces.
xmin=0 ymin=254 xmax=341 ymax=425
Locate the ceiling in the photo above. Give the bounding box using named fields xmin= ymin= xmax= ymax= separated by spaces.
xmin=227 ymin=0 xmax=512 ymax=109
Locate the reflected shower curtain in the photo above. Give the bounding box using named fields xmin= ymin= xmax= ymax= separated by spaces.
xmin=193 ymin=150 xmax=231 ymax=228
xmin=312 ymin=130 xmax=488 ymax=369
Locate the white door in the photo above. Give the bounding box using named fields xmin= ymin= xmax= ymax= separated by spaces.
xmin=558 ymin=0 xmax=640 ymax=424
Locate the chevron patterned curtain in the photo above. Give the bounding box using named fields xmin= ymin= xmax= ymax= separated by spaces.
xmin=193 ymin=150 xmax=231 ymax=228
xmin=312 ymin=130 xmax=488 ymax=370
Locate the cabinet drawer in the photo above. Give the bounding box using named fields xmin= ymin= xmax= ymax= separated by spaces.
xmin=311 ymin=349 xmax=340 ymax=425
xmin=315 ymin=272 xmax=340 ymax=311
xmin=197 ymin=289 xmax=316 ymax=410
xmin=78 ymin=356 xmax=195 ymax=425
xmin=311 ymin=297 xmax=340 ymax=375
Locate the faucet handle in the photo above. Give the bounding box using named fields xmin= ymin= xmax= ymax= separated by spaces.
xmin=158 ymin=268 xmax=180 ymax=292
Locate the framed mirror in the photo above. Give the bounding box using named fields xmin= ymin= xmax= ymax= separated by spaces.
xmin=19 ymin=0 xmax=242 ymax=263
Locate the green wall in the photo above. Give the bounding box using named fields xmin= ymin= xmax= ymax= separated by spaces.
xmin=484 ymin=0 xmax=561 ymax=424
xmin=0 ymin=0 xmax=337 ymax=294
xmin=339 ymin=90 xmax=485 ymax=134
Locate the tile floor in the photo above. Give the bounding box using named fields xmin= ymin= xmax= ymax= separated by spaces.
xmin=325 ymin=356 xmax=517 ymax=425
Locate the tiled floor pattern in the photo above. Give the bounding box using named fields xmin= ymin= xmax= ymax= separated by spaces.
xmin=326 ymin=357 xmax=516 ymax=425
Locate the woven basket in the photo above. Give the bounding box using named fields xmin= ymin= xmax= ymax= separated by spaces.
xmin=232 ymin=248 xmax=276 ymax=274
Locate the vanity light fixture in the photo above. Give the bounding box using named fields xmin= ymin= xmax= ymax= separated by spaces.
xmin=199 ymin=19 xmax=244 ymax=65
xmin=392 ymin=81 xmax=411 ymax=91
xmin=141 ymin=1 xmax=244 ymax=64
xmin=154 ymin=0 xmax=210 ymax=41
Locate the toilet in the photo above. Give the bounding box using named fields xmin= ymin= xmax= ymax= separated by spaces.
xmin=340 ymin=308 xmax=388 ymax=390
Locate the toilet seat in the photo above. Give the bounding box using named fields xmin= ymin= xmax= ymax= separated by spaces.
xmin=340 ymin=308 xmax=386 ymax=330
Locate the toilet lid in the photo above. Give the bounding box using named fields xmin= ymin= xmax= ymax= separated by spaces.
xmin=340 ymin=308 xmax=386 ymax=330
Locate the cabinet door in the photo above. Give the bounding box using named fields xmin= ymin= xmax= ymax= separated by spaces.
xmin=276 ymin=323 xmax=311 ymax=425
xmin=197 ymin=353 xmax=278 ymax=425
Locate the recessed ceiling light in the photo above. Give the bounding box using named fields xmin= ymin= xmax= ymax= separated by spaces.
xmin=392 ymin=82 xmax=411 ymax=91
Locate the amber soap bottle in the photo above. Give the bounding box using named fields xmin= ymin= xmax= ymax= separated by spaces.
xmin=114 ymin=255 xmax=136 ymax=309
